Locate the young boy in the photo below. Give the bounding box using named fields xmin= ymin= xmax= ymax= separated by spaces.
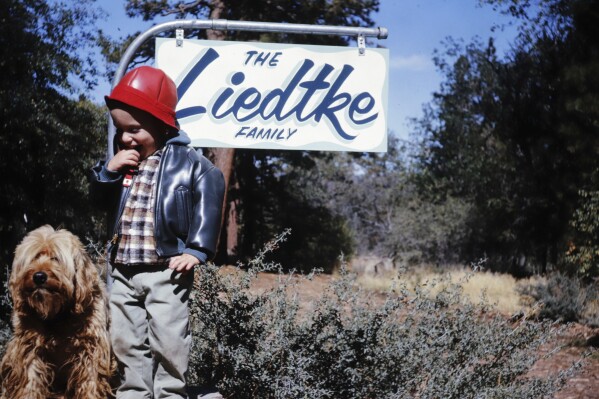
xmin=90 ymin=66 xmax=225 ymax=398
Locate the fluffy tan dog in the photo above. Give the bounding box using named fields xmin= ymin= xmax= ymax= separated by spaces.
xmin=0 ymin=225 xmax=114 ymax=399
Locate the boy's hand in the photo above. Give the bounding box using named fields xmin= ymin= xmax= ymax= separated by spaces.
xmin=107 ymin=149 xmax=140 ymax=172
xmin=169 ymin=254 xmax=200 ymax=273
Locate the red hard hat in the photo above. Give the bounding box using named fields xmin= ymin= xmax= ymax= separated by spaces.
xmin=105 ymin=66 xmax=178 ymax=130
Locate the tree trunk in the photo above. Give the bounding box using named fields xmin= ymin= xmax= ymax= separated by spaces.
xmin=206 ymin=0 xmax=238 ymax=263
xmin=207 ymin=0 xmax=226 ymax=40
xmin=207 ymin=147 xmax=238 ymax=263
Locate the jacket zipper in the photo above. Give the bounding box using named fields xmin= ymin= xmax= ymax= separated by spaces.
xmin=153 ymin=145 xmax=170 ymax=257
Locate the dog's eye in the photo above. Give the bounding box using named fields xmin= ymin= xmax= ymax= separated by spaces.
xmin=33 ymin=252 xmax=59 ymax=262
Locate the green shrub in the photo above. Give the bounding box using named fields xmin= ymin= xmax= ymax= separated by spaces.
xmin=522 ymin=273 xmax=599 ymax=327
xmin=188 ymin=232 xmax=574 ymax=398
xmin=565 ymin=190 xmax=599 ymax=279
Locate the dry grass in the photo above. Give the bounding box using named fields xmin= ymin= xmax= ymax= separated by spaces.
xmin=354 ymin=264 xmax=545 ymax=316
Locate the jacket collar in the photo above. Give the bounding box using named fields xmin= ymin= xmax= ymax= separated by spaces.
xmin=166 ymin=130 xmax=191 ymax=146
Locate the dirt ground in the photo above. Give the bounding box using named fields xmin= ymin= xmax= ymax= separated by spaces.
xmin=240 ymin=268 xmax=599 ymax=399
xmin=531 ymin=323 xmax=599 ymax=399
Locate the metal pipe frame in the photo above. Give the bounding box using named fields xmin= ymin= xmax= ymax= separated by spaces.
xmin=106 ymin=19 xmax=389 ymax=157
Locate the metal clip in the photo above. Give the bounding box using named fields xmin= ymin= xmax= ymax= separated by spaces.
xmin=357 ymin=34 xmax=366 ymax=56
xmin=176 ymin=29 xmax=184 ymax=47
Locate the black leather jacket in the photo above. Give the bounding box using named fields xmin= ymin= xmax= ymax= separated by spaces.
xmin=90 ymin=131 xmax=225 ymax=263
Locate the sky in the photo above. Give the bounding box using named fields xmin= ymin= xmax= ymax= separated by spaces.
xmin=94 ymin=0 xmax=521 ymax=141
xmin=375 ymin=1 xmax=519 ymax=140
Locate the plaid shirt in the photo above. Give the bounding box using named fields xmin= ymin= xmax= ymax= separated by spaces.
xmin=114 ymin=150 xmax=169 ymax=266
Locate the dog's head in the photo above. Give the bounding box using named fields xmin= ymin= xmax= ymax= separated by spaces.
xmin=9 ymin=225 xmax=99 ymax=321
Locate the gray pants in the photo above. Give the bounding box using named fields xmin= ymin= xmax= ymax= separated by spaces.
xmin=110 ymin=265 xmax=194 ymax=399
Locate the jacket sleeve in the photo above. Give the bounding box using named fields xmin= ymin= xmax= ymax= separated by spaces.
xmin=184 ymin=157 xmax=225 ymax=262
xmin=89 ymin=160 xmax=123 ymax=211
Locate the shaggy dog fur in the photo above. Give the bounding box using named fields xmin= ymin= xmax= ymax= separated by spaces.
xmin=0 ymin=225 xmax=114 ymax=399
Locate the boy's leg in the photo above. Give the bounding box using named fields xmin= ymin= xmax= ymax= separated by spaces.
xmin=144 ymin=268 xmax=194 ymax=399
xmin=110 ymin=265 xmax=154 ymax=399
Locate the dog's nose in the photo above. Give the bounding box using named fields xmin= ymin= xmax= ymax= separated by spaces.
xmin=33 ymin=272 xmax=48 ymax=285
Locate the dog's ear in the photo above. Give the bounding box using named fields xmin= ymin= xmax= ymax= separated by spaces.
xmin=9 ymin=240 xmax=28 ymax=315
xmin=73 ymin=249 xmax=98 ymax=315
xmin=8 ymin=273 xmax=22 ymax=319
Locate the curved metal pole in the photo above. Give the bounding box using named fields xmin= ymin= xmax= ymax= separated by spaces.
xmin=106 ymin=19 xmax=389 ymax=157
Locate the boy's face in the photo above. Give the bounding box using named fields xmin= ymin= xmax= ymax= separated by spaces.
xmin=111 ymin=106 xmax=166 ymax=162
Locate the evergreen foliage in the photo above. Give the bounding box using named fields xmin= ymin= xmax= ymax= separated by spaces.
xmin=0 ymin=0 xmax=107 ymax=321
xmin=414 ymin=0 xmax=599 ymax=275
xmin=290 ymin=137 xmax=472 ymax=265
xmin=232 ymin=151 xmax=354 ymax=273
xmin=100 ymin=0 xmax=380 ymax=76
xmin=522 ymin=272 xmax=599 ymax=327
xmin=565 ymin=189 xmax=599 ymax=278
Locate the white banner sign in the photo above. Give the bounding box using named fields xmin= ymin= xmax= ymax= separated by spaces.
xmin=156 ymin=38 xmax=388 ymax=152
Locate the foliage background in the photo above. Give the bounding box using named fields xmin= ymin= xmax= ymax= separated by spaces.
xmin=3 ymin=0 xmax=598 ymax=274
xmin=0 ymin=0 xmax=597 ymax=312
xmin=0 ymin=0 xmax=108 ymax=322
